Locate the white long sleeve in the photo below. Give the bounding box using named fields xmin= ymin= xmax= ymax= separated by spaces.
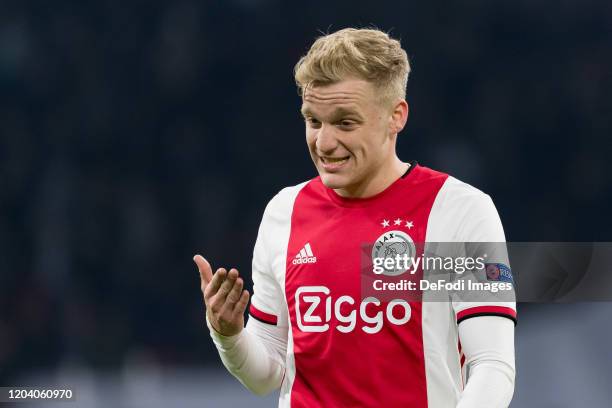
xmin=456 ymin=316 xmax=516 ymax=408
xmin=207 ymin=315 xmax=287 ymax=396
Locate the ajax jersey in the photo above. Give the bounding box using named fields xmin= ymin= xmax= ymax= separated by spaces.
xmin=248 ymin=163 xmax=517 ymax=408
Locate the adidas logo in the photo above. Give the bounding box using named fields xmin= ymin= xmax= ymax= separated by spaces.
xmin=292 ymin=243 xmax=317 ymax=265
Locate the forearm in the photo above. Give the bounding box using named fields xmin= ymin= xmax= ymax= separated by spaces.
xmin=456 ymin=358 xmax=515 ymax=407
xmin=456 ymin=316 xmax=516 ymax=408
xmin=207 ymin=316 xmax=286 ymax=395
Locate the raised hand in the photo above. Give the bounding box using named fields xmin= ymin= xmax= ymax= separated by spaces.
xmin=194 ymin=254 xmax=250 ymax=336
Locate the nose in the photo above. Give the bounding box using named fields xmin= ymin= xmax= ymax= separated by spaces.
xmin=315 ymin=123 xmax=338 ymax=155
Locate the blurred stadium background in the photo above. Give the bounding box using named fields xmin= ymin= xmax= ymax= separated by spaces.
xmin=1 ymin=0 xmax=611 ymax=406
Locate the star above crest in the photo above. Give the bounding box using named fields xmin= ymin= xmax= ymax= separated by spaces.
xmin=380 ymin=218 xmax=414 ymax=229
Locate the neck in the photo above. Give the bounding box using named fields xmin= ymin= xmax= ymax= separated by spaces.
xmin=334 ymin=157 xmax=409 ymax=198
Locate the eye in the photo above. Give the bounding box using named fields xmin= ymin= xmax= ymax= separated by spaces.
xmin=305 ymin=117 xmax=321 ymax=128
xmin=338 ymin=119 xmax=357 ymax=129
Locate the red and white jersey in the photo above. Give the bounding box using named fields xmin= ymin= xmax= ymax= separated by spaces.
xmin=248 ymin=163 xmax=516 ymax=408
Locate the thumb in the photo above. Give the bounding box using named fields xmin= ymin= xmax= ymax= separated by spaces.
xmin=193 ymin=254 xmax=213 ymax=284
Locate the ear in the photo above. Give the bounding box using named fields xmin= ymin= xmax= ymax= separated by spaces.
xmin=389 ymin=100 xmax=409 ymax=135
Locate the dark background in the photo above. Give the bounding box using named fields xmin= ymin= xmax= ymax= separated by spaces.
xmin=1 ymin=0 xmax=611 ymax=406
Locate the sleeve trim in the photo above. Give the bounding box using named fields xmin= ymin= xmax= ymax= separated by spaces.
xmin=249 ymin=304 xmax=278 ymax=326
xmin=457 ymin=306 xmax=517 ymax=326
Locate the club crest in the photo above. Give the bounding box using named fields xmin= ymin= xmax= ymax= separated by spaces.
xmin=371 ymin=230 xmax=416 ymax=276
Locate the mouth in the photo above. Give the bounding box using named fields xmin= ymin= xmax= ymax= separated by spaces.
xmin=319 ymin=155 xmax=350 ymax=171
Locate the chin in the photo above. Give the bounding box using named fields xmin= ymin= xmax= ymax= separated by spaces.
xmin=319 ymin=172 xmax=350 ymax=190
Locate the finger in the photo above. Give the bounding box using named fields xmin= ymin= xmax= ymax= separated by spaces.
xmin=193 ymin=255 xmax=213 ymax=284
xmin=204 ymin=268 xmax=227 ymax=300
xmin=225 ymin=277 xmax=244 ymax=306
xmin=232 ymin=290 xmax=250 ymax=316
xmin=216 ymin=268 xmax=239 ymax=301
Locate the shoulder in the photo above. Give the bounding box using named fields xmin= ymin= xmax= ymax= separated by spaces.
xmin=427 ymin=173 xmax=504 ymax=242
xmin=435 ymin=175 xmax=493 ymax=209
xmin=405 ymin=164 xmax=490 ymax=208
xmin=262 ymin=178 xmax=314 ymax=221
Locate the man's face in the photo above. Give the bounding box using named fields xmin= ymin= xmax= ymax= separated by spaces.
xmin=301 ymin=78 xmax=397 ymax=197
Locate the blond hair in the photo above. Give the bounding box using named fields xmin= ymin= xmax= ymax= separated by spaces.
xmin=294 ymin=28 xmax=411 ymax=106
